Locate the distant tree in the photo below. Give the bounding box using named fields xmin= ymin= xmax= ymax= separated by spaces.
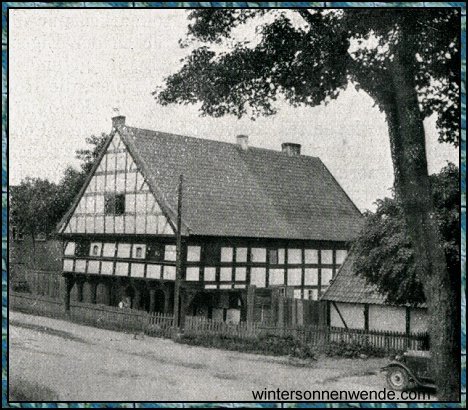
xmin=75 ymin=133 xmax=109 ymax=174
xmin=11 ymin=133 xmax=109 ymax=237
xmin=352 ymin=163 xmax=459 ymax=306
xmin=154 ymin=9 xmax=460 ymax=398
xmin=10 ymin=178 xmax=61 ymax=241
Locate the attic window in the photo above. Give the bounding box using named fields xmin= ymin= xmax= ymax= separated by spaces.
xmin=105 ymin=193 xmax=125 ymax=215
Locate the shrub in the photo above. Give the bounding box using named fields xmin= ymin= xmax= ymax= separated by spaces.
xmin=324 ymin=340 xmax=387 ymax=358
xmin=178 ymin=332 xmax=317 ymax=360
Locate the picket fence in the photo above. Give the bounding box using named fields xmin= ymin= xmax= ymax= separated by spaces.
xmin=184 ymin=316 xmax=428 ymax=353
xmin=10 ymin=292 xmax=428 ymax=353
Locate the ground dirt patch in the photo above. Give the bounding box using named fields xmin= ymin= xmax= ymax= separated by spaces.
xmin=10 ymin=320 xmax=90 ymax=344
xmin=9 ymin=377 xmax=59 ymax=401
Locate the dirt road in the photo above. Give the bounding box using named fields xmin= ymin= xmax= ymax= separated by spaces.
xmin=8 ymin=311 xmax=433 ymax=402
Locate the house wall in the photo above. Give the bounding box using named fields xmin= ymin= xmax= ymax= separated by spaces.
xmin=329 ymin=301 xmax=428 ymax=334
xmin=368 ymin=304 xmax=406 ymax=333
xmin=330 ymin=302 xmax=365 ymax=329
xmin=61 ymin=236 xmax=349 ymax=302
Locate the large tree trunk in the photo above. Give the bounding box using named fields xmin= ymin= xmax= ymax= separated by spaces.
xmin=381 ymin=52 xmax=460 ymax=400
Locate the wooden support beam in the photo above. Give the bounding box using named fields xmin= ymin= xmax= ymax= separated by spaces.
xmin=332 ymin=301 xmax=348 ymax=329
xmin=173 ymin=175 xmax=184 ymax=328
xmin=63 ymin=274 xmax=74 ymax=312
xmin=246 ymin=285 xmax=256 ymax=323
xmin=149 ymin=288 xmax=156 ymax=313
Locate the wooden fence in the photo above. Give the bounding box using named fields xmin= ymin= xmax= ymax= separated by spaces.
xmin=10 ymin=292 xmax=175 ymax=337
xmin=184 ymin=316 xmax=428 ymax=353
xmin=10 ymin=292 xmax=427 ymax=353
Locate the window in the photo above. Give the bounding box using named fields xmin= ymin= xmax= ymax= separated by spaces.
xmin=105 ymin=193 xmax=125 ymax=215
xmin=75 ymin=241 xmax=90 ymax=257
xmin=132 ymin=244 xmax=146 ymax=259
xmin=90 ymin=242 xmax=102 ymax=257
xmin=269 ymin=249 xmax=278 ymax=265
xmin=268 ymin=248 xmax=285 ymax=265
xmin=147 ymin=243 xmax=164 ymax=261
xmin=204 ymin=243 xmax=220 ymax=264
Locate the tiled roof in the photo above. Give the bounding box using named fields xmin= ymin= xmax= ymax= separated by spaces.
xmin=120 ymin=125 xmax=363 ymax=240
xmin=320 ymin=255 xmax=387 ymax=304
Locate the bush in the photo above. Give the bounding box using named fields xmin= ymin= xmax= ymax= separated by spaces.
xmin=178 ymin=332 xmax=317 ymax=360
xmin=324 ymin=340 xmax=387 ymax=358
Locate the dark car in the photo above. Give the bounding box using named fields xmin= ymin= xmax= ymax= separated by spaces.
xmin=382 ymin=350 xmax=435 ymax=391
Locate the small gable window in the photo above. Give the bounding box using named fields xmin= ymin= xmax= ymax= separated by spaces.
xmin=105 ymin=193 xmax=125 ymax=215
xmin=132 ymin=244 xmax=146 ymax=259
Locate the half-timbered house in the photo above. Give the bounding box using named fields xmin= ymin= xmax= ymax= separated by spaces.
xmin=57 ymin=115 xmax=363 ymax=324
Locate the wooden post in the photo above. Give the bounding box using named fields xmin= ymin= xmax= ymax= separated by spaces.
xmin=173 ymin=175 xmax=184 ymax=328
xmin=76 ymin=279 xmax=84 ymax=302
xmin=63 ymin=274 xmax=73 ymax=312
xmin=163 ymin=285 xmax=171 ymax=314
xmin=246 ymin=285 xmax=256 ymax=323
xmin=90 ymin=280 xmax=97 ymax=304
xmin=278 ymin=295 xmax=285 ymax=327
xmin=133 ymin=287 xmax=141 ymax=310
xmin=149 ymin=288 xmax=156 ymax=313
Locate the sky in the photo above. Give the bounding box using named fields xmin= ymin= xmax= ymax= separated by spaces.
xmin=9 ymin=8 xmax=459 ymax=212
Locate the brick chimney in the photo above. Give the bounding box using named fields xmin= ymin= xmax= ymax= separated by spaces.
xmin=282 ymin=142 xmax=301 ymax=156
xmin=236 ymin=134 xmax=249 ymax=150
xmin=112 ymin=115 xmax=126 ymax=128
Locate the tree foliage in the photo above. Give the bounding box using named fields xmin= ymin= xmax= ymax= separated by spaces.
xmin=351 ymin=163 xmax=459 ymax=306
xmin=155 ymin=8 xmax=459 ymax=145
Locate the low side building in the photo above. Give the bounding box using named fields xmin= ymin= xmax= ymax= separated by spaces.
xmin=320 ymin=255 xmax=428 ymax=334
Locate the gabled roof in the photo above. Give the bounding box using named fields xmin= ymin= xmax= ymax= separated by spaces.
xmin=321 ymin=255 xmax=427 ymax=308
xmin=320 ymin=254 xmax=387 ymax=305
xmin=117 ymin=124 xmax=363 ymax=240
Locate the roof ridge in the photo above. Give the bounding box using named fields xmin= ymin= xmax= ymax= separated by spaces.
xmin=125 ymin=125 xmax=321 ymax=160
